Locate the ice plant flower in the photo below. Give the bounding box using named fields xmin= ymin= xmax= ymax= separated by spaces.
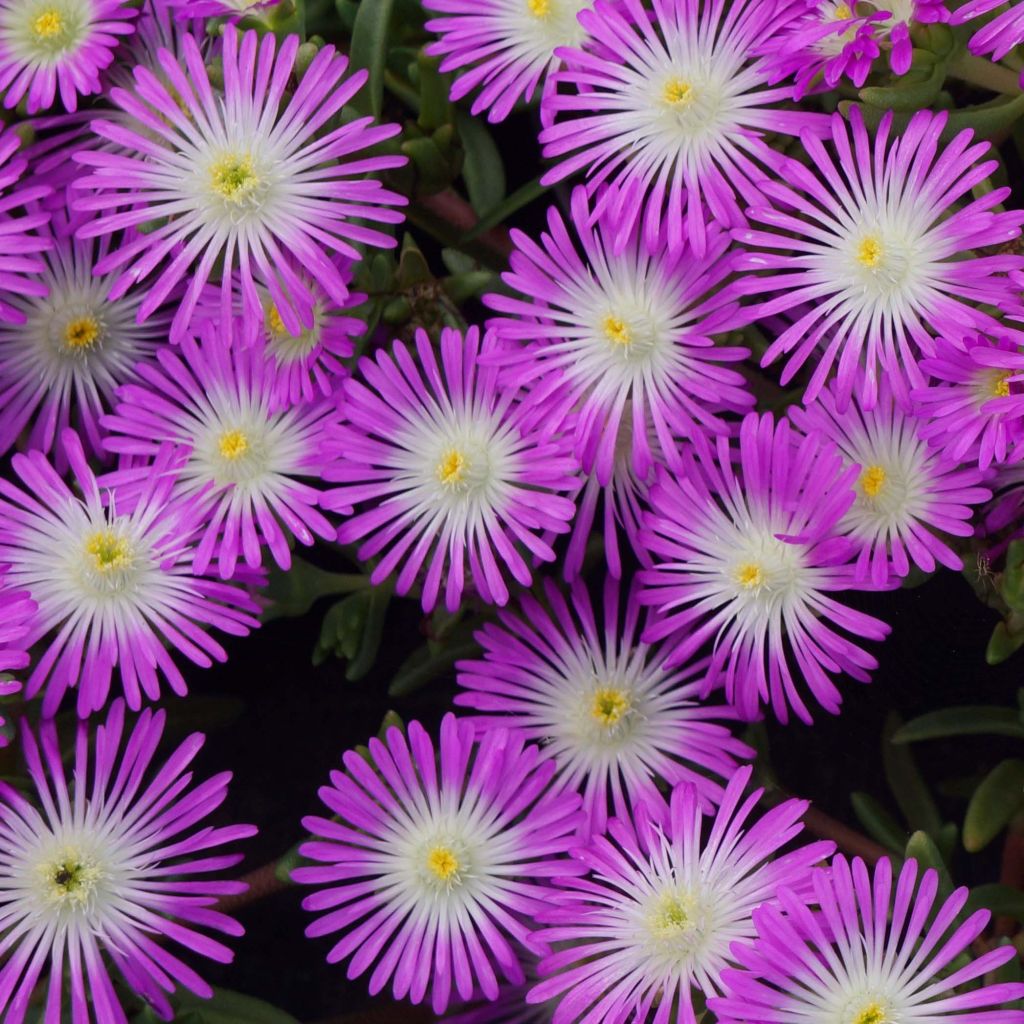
xmin=101 ymin=329 xmax=338 ymax=579
xmin=736 ymin=107 xmax=1024 ymax=410
xmin=640 ymin=412 xmax=890 ymax=724
xmin=487 ymin=186 xmax=751 ymax=485
xmin=0 ymin=699 xmax=256 ymax=1022
xmin=875 ymin=0 xmax=949 ymax=75
xmin=0 ymin=0 xmax=136 ymax=113
xmin=456 ymin=576 xmax=753 ymax=833
xmin=323 ymin=327 xmax=579 ymax=612
xmin=539 ymin=0 xmax=825 ymax=256
xmin=294 ymin=712 xmax=584 ymax=1015
xmin=528 ymin=765 xmax=835 ymax=1024
xmin=914 ymin=335 xmax=1024 ymax=470
xmin=0 ymin=208 xmax=174 ymax=466
xmin=793 ymin=375 xmax=991 ymax=586
xmin=424 ymin=0 xmax=589 ymax=123
xmin=0 ymin=430 xmax=260 ymax=717
xmin=950 ymin=0 xmax=1024 ymax=63
xmin=73 ymin=27 xmax=408 ymax=344
xmin=712 ymin=855 xmax=1024 ymax=1024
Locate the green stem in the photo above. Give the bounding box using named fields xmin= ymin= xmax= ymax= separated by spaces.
xmin=949 ymin=53 xmax=1022 ymax=95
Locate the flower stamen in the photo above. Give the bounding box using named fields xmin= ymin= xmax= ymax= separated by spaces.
xmin=663 ymin=77 xmax=695 ymax=106
xmin=86 ymin=531 xmax=133 ymax=574
xmin=210 ymin=155 xmax=260 ymax=204
xmin=735 ymin=562 xmax=765 ymax=589
xmin=603 ymin=315 xmax=632 ymax=347
xmin=527 ymin=0 xmax=552 ymax=15
xmin=64 ymin=316 xmax=101 ymax=350
xmin=591 ymin=686 xmax=630 ymax=727
xmin=437 ymin=449 xmax=468 ymax=487
xmin=857 ymin=236 xmax=884 ymax=268
xmin=860 ymin=465 xmax=886 ymax=499
xmin=426 ymin=845 xmax=461 ymax=884
xmin=32 ymin=9 xmax=62 ymax=38
xmin=218 ymin=429 xmax=249 ymax=461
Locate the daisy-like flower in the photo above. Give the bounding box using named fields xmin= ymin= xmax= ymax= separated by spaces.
xmin=873 ymin=0 xmax=949 ymax=74
xmin=736 ymin=107 xmax=1024 ymax=410
xmin=639 ymin=412 xmax=890 ymax=724
xmin=539 ymin=0 xmax=826 ymax=256
xmin=914 ymin=335 xmax=1024 ymax=470
xmin=0 ymin=0 xmax=136 ymax=113
xmin=487 ymin=186 xmax=751 ymax=485
xmin=0 ymin=699 xmax=256 ymax=1022
xmin=950 ymin=0 xmax=1024 ymax=62
xmin=73 ymin=27 xmax=408 ymax=344
xmin=0 ymin=207 xmax=174 ymax=466
xmin=793 ymin=374 xmax=991 ymax=586
xmin=529 ymin=765 xmax=835 ymax=1024
xmin=0 ymin=430 xmax=260 ymax=717
xmin=323 ymin=327 xmax=579 ymax=612
xmin=712 ymin=855 xmax=1024 ymax=1024
xmin=101 ymin=328 xmax=338 ymax=580
xmin=456 ymin=576 xmax=753 ymax=834
xmin=294 ymin=712 xmax=584 ymax=1015
xmin=424 ymin=0 xmax=589 ymax=124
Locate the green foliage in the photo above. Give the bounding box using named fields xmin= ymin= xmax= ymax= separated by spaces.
xmin=964 ymin=760 xmax=1024 ymax=852
xmin=132 ymin=988 xmax=300 ymax=1024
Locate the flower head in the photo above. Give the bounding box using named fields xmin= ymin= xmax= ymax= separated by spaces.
xmin=0 ymin=430 xmax=260 ymax=717
xmin=712 ymin=855 xmax=1024 ymax=1024
xmin=456 ymin=576 xmax=753 ymax=834
xmin=0 ymin=699 xmax=256 ymax=1022
xmin=324 ymin=327 xmax=579 ymax=612
xmin=736 ymin=108 xmax=1024 ymax=410
xmin=424 ymin=0 xmax=590 ymax=123
xmin=0 ymin=0 xmax=136 ymax=113
xmin=74 ymin=28 xmax=407 ymax=344
xmin=793 ymin=374 xmax=991 ymax=586
xmin=487 ymin=186 xmax=751 ymax=485
xmin=640 ymin=412 xmax=890 ymax=724
xmin=914 ymin=335 xmax=1024 ymax=470
xmin=101 ymin=328 xmax=338 ymax=579
xmin=0 ymin=206 xmax=174 ymax=466
xmin=294 ymin=713 xmax=584 ymax=1015
xmin=539 ymin=0 xmax=826 ymax=256
xmin=529 ymin=765 xmax=834 ymax=1024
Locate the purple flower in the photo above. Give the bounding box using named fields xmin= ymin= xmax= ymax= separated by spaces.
xmin=639 ymin=412 xmax=890 ymax=724
xmin=294 ymin=713 xmax=584 ymax=1015
xmin=73 ymin=28 xmax=407 ymax=344
xmin=0 ymin=0 xmax=136 ymax=113
xmin=0 ymin=699 xmax=256 ymax=1022
xmin=323 ymin=327 xmax=579 ymax=612
xmin=0 ymin=206 xmax=174 ymax=467
xmin=950 ymin=0 xmax=1024 ymax=62
xmin=100 ymin=328 xmax=338 ymax=579
xmin=528 ymin=765 xmax=835 ymax=1024
xmin=793 ymin=373 xmax=992 ymax=586
xmin=877 ymin=0 xmax=949 ymax=75
xmin=424 ymin=0 xmax=590 ymax=123
xmin=712 ymin=855 xmax=1024 ymax=1024
xmin=539 ymin=0 xmax=826 ymax=256
xmin=487 ymin=186 xmax=751 ymax=485
xmin=0 ymin=572 xmax=35 ymax=741
xmin=0 ymin=430 xmax=260 ymax=717
xmin=735 ymin=108 xmax=1024 ymax=410
xmin=914 ymin=335 xmax=1024 ymax=470
xmin=456 ymin=576 xmax=753 ymax=834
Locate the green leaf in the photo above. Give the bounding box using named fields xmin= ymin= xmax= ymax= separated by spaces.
xmin=883 ymin=713 xmax=943 ymax=837
xmin=965 ymin=883 xmax=1024 ymax=922
xmin=348 ymin=0 xmax=396 ymax=118
xmin=262 ymin=557 xmax=367 ymax=622
xmin=457 ymin=111 xmax=506 ymax=216
xmin=851 ymin=792 xmax=907 ymax=853
xmin=963 ymin=758 xmax=1024 ymax=852
xmin=892 ymin=706 xmax=1024 ymax=743
xmin=987 ymin=618 xmax=1024 ymax=665
xmin=132 ymin=988 xmax=300 ymax=1024
xmin=459 ymin=175 xmax=548 ymax=243
xmin=345 ymin=583 xmax=392 ymax=681
xmin=904 ymin=830 xmax=954 ymax=898
xmin=389 ymin=634 xmax=480 ymax=696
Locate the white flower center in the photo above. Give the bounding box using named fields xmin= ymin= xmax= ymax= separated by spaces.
xmin=198 ymin=146 xmax=275 ymax=225
xmin=727 ymin=529 xmax=806 ymax=606
xmin=428 ymin=433 xmax=497 ymax=503
xmin=514 ymin=0 xmax=588 ymax=50
xmin=80 ymin=526 xmax=138 ymax=595
xmin=265 ymin=301 xmax=321 ymax=363
xmin=973 ymin=367 xmax=1012 ymax=406
xmin=36 ymin=846 xmax=104 ymax=910
xmin=2 ymin=0 xmax=90 ymax=62
xmin=640 ymin=884 xmax=714 ymax=967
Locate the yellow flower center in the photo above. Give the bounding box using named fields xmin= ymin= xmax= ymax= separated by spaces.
xmin=993 ymin=372 xmax=1012 ymax=398
xmin=64 ymin=316 xmax=100 ymax=350
xmin=853 ymin=1004 xmax=888 ymax=1024
xmin=266 ymin=304 xmax=287 ymax=337
xmin=527 ymin=0 xmax=551 ymax=15
xmin=663 ymin=77 xmax=695 ymax=106
xmin=591 ymin=686 xmax=630 ymax=727
xmin=603 ymin=315 xmax=632 ymax=347
xmin=735 ymin=562 xmax=765 ymax=589
xmin=426 ymin=846 xmax=460 ymax=883
xmin=833 ymin=2 xmax=853 ymax=17
xmin=857 ymin=236 xmax=884 ymax=268
xmin=437 ymin=449 xmax=468 ymax=487
xmin=650 ymin=891 xmax=697 ymax=939
xmin=37 ymin=849 xmax=102 ymax=907
xmin=210 ymin=155 xmax=260 ymax=203
xmin=218 ymin=429 xmax=249 ymax=461
xmin=860 ymin=465 xmax=886 ymax=499
xmin=32 ymin=9 xmax=62 ymax=37
xmin=86 ymin=531 xmax=132 ymax=574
